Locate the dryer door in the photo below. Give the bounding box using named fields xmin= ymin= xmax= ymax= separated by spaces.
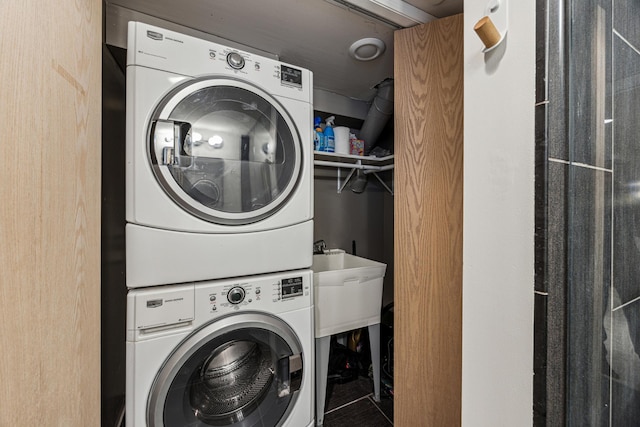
xmin=148 ymin=312 xmax=305 ymax=427
xmin=148 ymin=77 xmax=302 ymax=225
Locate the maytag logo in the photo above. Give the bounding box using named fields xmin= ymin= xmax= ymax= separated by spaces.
xmin=147 ymin=30 xmax=163 ymax=41
xmin=147 ymin=299 xmax=163 ymax=308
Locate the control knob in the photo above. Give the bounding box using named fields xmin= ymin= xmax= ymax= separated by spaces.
xmin=227 ymin=286 xmax=246 ymax=304
xmin=226 ymin=52 xmax=245 ymax=70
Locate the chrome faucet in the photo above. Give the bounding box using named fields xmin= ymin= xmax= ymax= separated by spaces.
xmin=313 ymin=240 xmax=327 ymax=254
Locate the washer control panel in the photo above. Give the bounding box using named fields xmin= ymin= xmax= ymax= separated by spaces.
xmin=195 ymin=270 xmax=312 ymax=317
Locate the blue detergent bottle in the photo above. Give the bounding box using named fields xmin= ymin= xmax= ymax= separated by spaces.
xmin=314 ymin=116 xmax=324 ymax=151
xmin=323 ymin=116 xmax=335 ymax=152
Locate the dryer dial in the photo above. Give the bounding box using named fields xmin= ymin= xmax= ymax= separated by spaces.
xmin=227 ymin=286 xmax=246 ymax=304
xmin=226 ymin=52 xmax=245 ymax=70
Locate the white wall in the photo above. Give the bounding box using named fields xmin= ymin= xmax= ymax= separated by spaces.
xmin=463 ymin=2 xmax=535 ymax=426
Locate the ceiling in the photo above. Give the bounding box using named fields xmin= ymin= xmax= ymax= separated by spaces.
xmin=107 ymin=0 xmax=462 ymax=102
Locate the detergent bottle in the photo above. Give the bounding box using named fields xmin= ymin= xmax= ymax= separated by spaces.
xmin=323 ymin=116 xmax=335 ymax=153
xmin=314 ymin=116 xmax=324 ymax=151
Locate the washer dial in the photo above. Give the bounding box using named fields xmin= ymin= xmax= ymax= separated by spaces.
xmin=227 ymin=286 xmax=246 ymax=304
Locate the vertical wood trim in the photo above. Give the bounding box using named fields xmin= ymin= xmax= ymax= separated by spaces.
xmin=0 ymin=1 xmax=102 ymax=425
xmin=394 ymin=14 xmax=464 ymax=426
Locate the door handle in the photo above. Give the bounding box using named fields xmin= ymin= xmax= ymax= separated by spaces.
xmin=151 ymin=119 xmax=193 ymax=165
xmin=276 ymin=353 xmax=303 ymax=397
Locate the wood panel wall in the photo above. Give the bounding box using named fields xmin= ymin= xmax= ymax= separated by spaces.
xmin=0 ymin=1 xmax=102 ymax=425
xmin=394 ymin=14 xmax=464 ymax=426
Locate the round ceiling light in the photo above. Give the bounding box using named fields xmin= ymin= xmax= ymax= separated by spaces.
xmin=348 ymin=38 xmax=386 ymax=61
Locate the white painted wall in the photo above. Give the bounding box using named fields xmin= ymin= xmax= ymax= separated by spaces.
xmin=463 ymin=1 xmax=535 ymax=426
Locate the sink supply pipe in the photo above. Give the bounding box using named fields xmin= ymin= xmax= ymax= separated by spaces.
xmin=359 ymin=79 xmax=394 ymax=154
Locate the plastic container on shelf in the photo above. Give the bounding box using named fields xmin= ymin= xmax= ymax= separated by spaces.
xmin=312 ymin=249 xmax=387 ymax=338
xmin=314 ymin=116 xmax=324 ymax=151
xmin=334 ymin=126 xmax=350 ymax=154
xmin=323 ymin=116 xmax=335 ymax=152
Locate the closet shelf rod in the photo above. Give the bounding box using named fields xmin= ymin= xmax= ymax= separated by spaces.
xmin=313 ymin=160 xmax=394 ymax=171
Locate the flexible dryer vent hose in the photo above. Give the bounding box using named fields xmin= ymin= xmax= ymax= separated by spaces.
xmin=359 ymin=79 xmax=394 ymax=154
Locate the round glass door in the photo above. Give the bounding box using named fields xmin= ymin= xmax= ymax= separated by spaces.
xmin=149 ymin=77 xmax=302 ymax=225
xmin=148 ymin=313 xmax=304 ymax=427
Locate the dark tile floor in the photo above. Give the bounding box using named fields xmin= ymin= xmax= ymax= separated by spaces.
xmin=321 ymin=376 xmax=394 ymax=426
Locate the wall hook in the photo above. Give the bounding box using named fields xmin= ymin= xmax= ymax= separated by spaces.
xmin=474 ymin=0 xmax=507 ymax=52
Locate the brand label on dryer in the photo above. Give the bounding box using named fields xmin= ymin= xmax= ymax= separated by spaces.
xmin=146 ymin=30 xmax=163 ymax=41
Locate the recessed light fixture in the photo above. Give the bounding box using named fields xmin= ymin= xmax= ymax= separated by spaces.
xmin=349 ymin=38 xmax=386 ymax=61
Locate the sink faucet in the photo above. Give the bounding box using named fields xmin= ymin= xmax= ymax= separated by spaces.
xmin=313 ymin=240 xmax=327 ymax=254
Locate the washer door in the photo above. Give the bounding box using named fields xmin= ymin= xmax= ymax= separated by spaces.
xmin=148 ymin=313 xmax=305 ymax=427
xmin=149 ymin=77 xmax=302 ymax=225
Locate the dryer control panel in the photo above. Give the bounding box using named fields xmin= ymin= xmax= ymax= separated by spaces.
xmin=128 ymin=21 xmax=313 ymax=103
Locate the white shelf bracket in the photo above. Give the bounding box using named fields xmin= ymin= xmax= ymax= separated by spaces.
xmin=371 ymin=172 xmax=394 ymax=195
xmin=337 ymin=162 xmax=359 ymax=193
xmin=313 ymin=152 xmax=394 ymax=195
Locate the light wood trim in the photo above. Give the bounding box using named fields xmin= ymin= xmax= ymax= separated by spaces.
xmin=0 ymin=1 xmax=102 ymax=425
xmin=394 ymin=14 xmax=464 ymax=426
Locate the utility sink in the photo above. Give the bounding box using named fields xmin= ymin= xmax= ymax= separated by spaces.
xmin=312 ymin=250 xmax=387 ymax=338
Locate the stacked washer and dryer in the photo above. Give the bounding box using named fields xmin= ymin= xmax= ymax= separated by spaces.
xmin=125 ymin=22 xmax=315 ymax=427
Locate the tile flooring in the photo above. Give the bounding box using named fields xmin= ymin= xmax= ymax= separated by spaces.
xmin=321 ymin=376 xmax=394 ymax=426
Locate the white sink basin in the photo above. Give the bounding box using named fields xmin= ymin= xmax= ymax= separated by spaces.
xmin=312 ymin=250 xmax=387 ymax=338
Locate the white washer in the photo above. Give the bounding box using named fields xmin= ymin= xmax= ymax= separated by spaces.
xmin=126 ymin=22 xmax=314 ymax=288
xmin=126 ymin=270 xmax=314 ymax=427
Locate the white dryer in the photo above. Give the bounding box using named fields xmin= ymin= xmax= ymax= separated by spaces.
xmin=126 ymin=22 xmax=314 ymax=288
xmin=126 ymin=270 xmax=314 ymax=427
